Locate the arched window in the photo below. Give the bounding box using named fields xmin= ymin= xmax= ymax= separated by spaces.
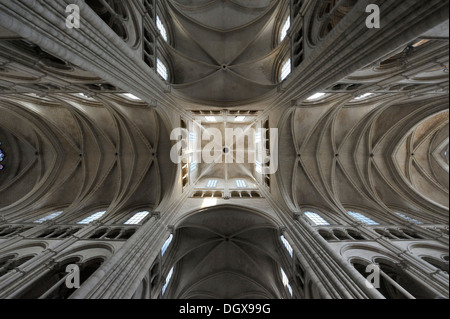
xmin=304 ymin=211 xmax=330 ymax=226
xmin=157 ymin=58 xmax=168 ymax=81
xmin=34 ymin=211 xmax=63 ymax=223
xmin=77 ymin=211 xmax=106 ymax=225
xmin=156 ymin=15 xmax=168 ymax=42
xmin=280 ymin=58 xmax=291 ymax=81
xmin=124 ymin=211 xmax=150 ymax=225
xmin=281 ymin=235 xmax=293 ymax=258
xmin=236 ymin=179 xmax=247 ymax=188
xmin=280 ymin=16 xmax=291 ymax=42
xmin=394 ymin=212 xmax=423 ymax=225
xmin=162 ymin=266 xmax=174 ymax=295
xmin=347 ymin=211 xmax=379 ymax=225
xmin=206 ymin=179 xmax=218 ymax=188
xmin=280 ymin=267 xmax=293 ymax=297
xmin=161 ymin=234 xmax=173 ymax=256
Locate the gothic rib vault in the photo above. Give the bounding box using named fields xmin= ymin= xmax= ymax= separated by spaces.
xmin=0 ymin=0 xmax=448 ymax=300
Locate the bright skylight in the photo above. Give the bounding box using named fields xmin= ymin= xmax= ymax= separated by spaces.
xmin=157 ymin=58 xmax=168 ymax=80
xmin=161 ymin=234 xmax=173 ymax=256
xmin=235 ymin=116 xmax=246 ymax=122
xmin=280 ymin=16 xmax=291 ymax=42
xmin=124 ymin=211 xmax=150 ymax=225
xmin=306 ymin=92 xmax=326 ymax=101
xmin=206 ymin=179 xmax=218 ymax=188
xmin=281 ymin=59 xmax=291 ymax=81
xmin=348 ymin=211 xmax=379 ymax=225
xmin=281 ymin=235 xmax=293 ymax=258
xmin=236 ymin=179 xmax=247 ymax=188
xmin=34 ymin=211 xmax=63 ymax=223
xmin=395 ymin=212 xmax=423 ymax=225
xmin=77 ymin=211 xmax=106 ymax=224
xmin=156 ymin=15 xmax=168 ymax=42
xmin=205 ymin=116 xmax=216 ymax=122
xmin=304 ymin=212 xmax=330 ymax=226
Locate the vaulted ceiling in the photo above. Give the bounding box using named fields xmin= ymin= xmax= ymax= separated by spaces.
xmin=0 ymin=91 xmax=173 ymax=221
xmin=164 ymin=207 xmax=288 ymax=299
xmin=278 ymin=38 xmax=449 ymax=223
xmin=164 ymin=0 xmax=286 ymax=106
xmin=0 ymin=38 xmax=175 ymax=221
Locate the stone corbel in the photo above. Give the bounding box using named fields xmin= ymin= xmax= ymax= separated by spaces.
xmin=148 ymin=99 xmax=158 ymax=108
xmin=151 ymin=211 xmax=161 ymax=220
xmin=44 ymin=258 xmax=59 ymax=271
xmin=90 ymin=219 xmax=104 ymax=227
xmin=44 ymin=219 xmax=56 ymax=227
xmin=292 ymin=211 xmax=302 ymax=221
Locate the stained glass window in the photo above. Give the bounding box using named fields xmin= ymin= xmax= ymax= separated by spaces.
xmin=78 ymin=211 xmax=106 ymax=224
xmin=161 ymin=234 xmax=173 ymax=256
xmin=280 ymin=59 xmax=291 ymax=81
xmin=236 ymin=179 xmax=247 ymax=188
xmin=281 ymin=267 xmax=293 ymax=296
xmin=281 ymin=235 xmax=293 ymax=258
xmin=162 ymin=266 xmax=174 ymax=295
xmin=0 ymin=142 xmax=5 ymax=170
xmin=156 ymin=15 xmax=168 ymax=42
xmin=395 ymin=212 xmax=423 ymax=225
xmin=304 ymin=211 xmax=330 ymax=226
xmin=348 ymin=211 xmax=379 ymax=225
xmin=280 ymin=16 xmax=291 ymax=42
xmin=34 ymin=211 xmax=63 ymax=223
xmin=157 ymin=58 xmax=168 ymax=80
xmin=206 ymin=179 xmax=218 ymax=188
xmin=124 ymin=211 xmax=149 ymax=225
